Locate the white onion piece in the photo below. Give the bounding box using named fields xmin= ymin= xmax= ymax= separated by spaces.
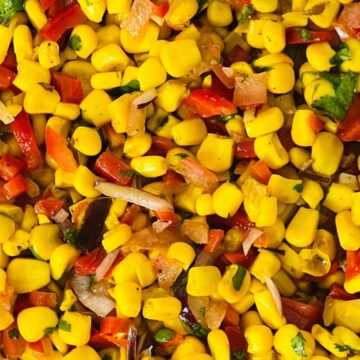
xmin=95 ymin=181 xmax=173 ymax=212
xmin=71 ymin=275 xmax=115 ymax=317
xmin=242 ymin=228 xmax=263 ymax=256
xmin=0 ymin=100 xmax=14 ymax=124
xmin=52 ymin=208 xmax=69 ymax=223
xmin=264 ymin=275 xmax=283 ymax=316
xmin=133 ymin=88 xmax=157 ymax=108
xmin=152 ymin=219 xmax=172 ymax=233
xmin=333 ymin=23 xmax=350 ymax=40
xmin=95 ymin=249 xmax=120 ymax=281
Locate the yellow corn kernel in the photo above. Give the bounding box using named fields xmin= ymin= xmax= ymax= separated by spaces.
xmin=130 ymin=156 xmax=167 ymax=178
xmin=0 ymin=268 xmax=5 ymax=292
xmin=291 ymin=109 xmax=318 ymax=146
xmin=24 ymin=83 xmax=61 ymax=114
xmin=282 ymin=11 xmax=308 ymax=27
xmin=63 ymin=345 xmax=100 ymax=360
xmin=77 ymin=0 xmax=105 ymax=22
xmin=171 ymin=336 xmax=206 ymax=360
xmin=143 ymin=297 xmax=182 ymax=321
xmin=37 ymin=213 xmax=51 ymax=225
xmin=267 ymin=63 xmax=295 ymax=94
xmin=20 ymin=204 xmax=37 ymax=233
xmin=306 ymin=0 xmax=340 ymax=28
xmin=0 ymin=213 xmax=16 ymax=242
xmin=313 ymin=229 xmax=336 ymax=262
xmin=254 ymin=289 xmax=286 ymax=329
xmin=171 ymin=118 xmax=207 ymax=146
xmin=38 ymin=40 xmax=61 ymax=69
xmin=231 ymin=293 xmax=254 ymax=315
xmin=175 ymin=23 xmax=200 ymax=41
xmin=55 ymin=169 xmax=74 ymax=188
xmin=59 ymin=311 xmax=91 ymax=346
xmin=212 ymin=182 xmax=243 ymax=218
xmin=336 ymin=210 xmax=360 ymax=251
xmin=301 ymin=178 xmax=324 ymax=209
xmin=112 ymin=282 xmax=142 ymax=318
xmin=285 ymin=207 xmax=319 ymax=247
xmin=122 ymin=133 xmax=151 ymax=159
xmin=341 ymin=38 xmax=360 ymax=73
xmin=262 ymin=219 xmax=285 ymax=249
xmin=333 ymin=326 xmax=360 ymax=353
xmin=312 ymin=132 xmax=344 ymax=176
xmin=3 ymin=229 xmax=30 ymax=257
xmin=351 ymin=191 xmax=360 ymax=226
xmin=120 ymin=22 xmax=159 ymax=54
xmin=218 ymin=265 xmax=251 ymax=303
xmin=208 ymin=329 xmax=230 ymax=360
xmin=250 ymin=251 xmax=281 ymax=283
xmin=13 ymin=59 xmax=51 ymax=92
xmin=246 ymin=20 xmax=266 ymax=49
xmin=0 ymin=25 xmax=12 ymax=64
xmin=187 ymin=266 xmax=222 ymax=296
xmin=156 ymin=115 xmax=181 ymax=139
xmin=307 ymin=42 xmax=336 ymax=71
xmin=300 ymin=248 xmax=331 ymax=277
xmin=195 ymin=193 xmax=215 ymax=216
xmin=138 ymin=57 xmax=167 ymax=91
xmin=24 ymin=0 xmax=47 ymax=29
xmin=0 ymin=306 xmax=13 ymax=331
xmin=255 ymin=197 xmax=277 ymax=227
xmin=166 ymin=147 xmax=195 ymax=169
xmin=323 ymin=182 xmax=353 ymax=213
xmin=207 ymin=0 xmax=233 ymax=27
xmin=71 ymin=126 xmax=102 ymax=156
xmin=253 ymin=53 xmax=293 ymax=69
xmin=246 ymin=107 xmax=284 ymax=138
xmin=241 ymin=312 xmax=263 ymax=332
xmin=49 ymin=330 xmax=69 ymax=355
xmin=262 ymin=21 xmax=285 ymax=54
xmin=272 ymin=270 xmax=297 ymax=297
xmin=254 ymin=132 xmax=289 ymax=170
xmin=91 ymin=43 xmax=128 ymax=72
xmin=267 ymin=174 xmax=302 ymax=204
xmin=13 ymin=25 xmax=33 ymax=62
xmin=0 ymin=205 xmax=24 ymax=223
xmin=70 ymin=24 xmax=97 ymax=59
xmin=156 ymin=80 xmax=187 ymax=113
xmin=136 ymin=260 xmax=156 ymax=288
xmin=50 ymin=243 xmax=80 ymax=280
xmin=60 ymin=289 xmax=77 ymax=312
xmin=245 ymin=325 xmax=274 ymax=355
xmin=277 ymin=243 xmax=304 ymax=279
xmin=102 ymin=223 xmax=132 ymax=252
xmin=166 ymin=0 xmax=198 ymax=28
xmin=91 ymin=71 xmax=122 ymax=90
xmin=304 ymin=78 xmax=335 ymax=107
xmin=252 ymin=0 xmax=278 ymax=12
xmin=80 ymin=89 xmax=111 ymax=126
xmin=160 ymin=39 xmax=201 ymax=78
xmin=112 ymin=252 xmax=148 ymax=283
xmin=73 ymin=165 xmax=101 ymax=197
xmin=18 ymin=306 xmax=58 ymax=342
xmin=167 ymin=242 xmax=196 ymax=270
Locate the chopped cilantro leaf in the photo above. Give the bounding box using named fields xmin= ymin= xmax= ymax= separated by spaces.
xmin=334 ymin=343 xmax=352 ymax=353
xmin=299 ymin=28 xmax=312 ymax=41
xmin=8 ymin=328 xmax=20 ymax=339
xmin=217 ymin=113 xmax=237 ymax=122
xmin=330 ymin=43 xmax=352 ymax=66
xmin=44 ymin=327 xmax=57 ymax=336
xmin=175 ymin=153 xmax=189 ymax=159
xmin=291 ymin=332 xmax=306 ymax=357
xmin=69 ymin=35 xmax=82 ymax=51
xmin=232 ymin=265 xmax=246 ymax=291
xmin=58 ymin=320 xmax=71 ymax=332
xmin=293 ymin=184 xmax=303 ymax=193
xmin=120 ymin=169 xmax=138 ymax=177
xmin=65 ymin=230 xmax=78 ymax=244
xmin=107 ymin=80 xmax=140 ymax=98
xmin=231 ymin=349 xmax=247 ymax=360
xmin=238 ymin=5 xmax=253 ymax=25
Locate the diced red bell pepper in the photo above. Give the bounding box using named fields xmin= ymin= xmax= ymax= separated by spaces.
xmin=224 ymin=326 xmax=247 ymax=353
xmin=330 ymin=283 xmax=359 ymax=300
xmin=34 ymin=197 xmax=64 ymax=218
xmin=28 ymin=337 xmax=53 ymax=354
xmin=93 ymin=152 xmax=133 ymax=186
xmin=120 ymin=204 xmax=141 ymax=225
xmin=204 ymin=229 xmax=225 ymax=253
xmin=74 ymin=246 xmax=107 ymax=275
xmin=223 ymin=306 xmax=240 ymax=327
xmin=286 ymin=29 xmax=338 ymax=45
xmin=147 ymin=136 xmax=175 ymax=156
xmin=89 ymin=331 xmax=128 ymax=349
xmin=338 ymin=94 xmax=360 ymax=142
xmin=0 ymin=65 xmax=16 ymax=92
xmin=0 ymin=154 xmax=25 ymax=181
xmin=250 ymin=160 xmax=272 ymax=185
xmin=153 ymin=0 xmax=169 ymax=17
xmin=52 ymin=72 xmax=83 ymax=104
xmin=100 ymin=317 xmax=131 ymax=335
xmin=39 ymin=3 xmax=86 ymax=42
xmin=1 ymin=323 xmax=27 ymax=359
xmin=11 ymin=111 xmax=42 ymax=170
xmin=2 ymin=48 xmax=17 ymax=72
xmin=223 ymin=247 xmax=258 ymax=269
xmin=182 ymin=88 xmax=237 ymax=118
xmin=345 ymin=250 xmax=360 ymax=280
xmin=234 ymin=139 xmax=256 ymax=159
xmin=153 ymin=210 xmax=180 ymax=226
xmin=207 ymin=210 xmax=254 ymax=231
xmin=2 ymin=174 xmax=28 ymax=200
xmin=28 ymin=291 xmax=57 ymax=308
xmin=162 ymin=170 xmax=185 ymax=186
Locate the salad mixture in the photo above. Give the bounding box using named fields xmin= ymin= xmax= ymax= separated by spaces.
xmin=0 ymin=0 xmax=360 ymax=359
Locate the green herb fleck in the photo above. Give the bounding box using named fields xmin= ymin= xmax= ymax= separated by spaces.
xmin=291 ymin=332 xmax=306 ymax=357
xmin=334 ymin=343 xmax=352 ymax=353
xmin=154 ymin=328 xmax=175 ymax=343
xmin=293 ymin=184 xmax=303 ymax=193
xmin=0 ymin=0 xmax=24 ymax=24
xmin=232 ymin=265 xmax=246 ymax=291
xmin=69 ymin=35 xmax=82 ymax=51
xmin=299 ymin=28 xmax=312 ymax=41
xmin=217 ymin=114 xmax=237 ymax=122
xmin=231 ymin=350 xmax=247 ymax=360
xmin=175 ymin=153 xmax=189 ymax=159
xmin=159 ymin=116 xmax=169 ymax=127
xmin=58 ymin=320 xmax=71 ymax=332
xmin=238 ymin=5 xmax=253 ymax=25
xmin=65 ymin=230 xmax=78 ymax=245
xmin=199 ymin=306 xmax=206 ymax=318
xmin=107 ymin=80 xmax=140 ymax=98
xmin=43 ymin=327 xmax=57 ymax=336
xmin=312 ymin=72 xmax=358 ymax=120
xmin=102 ymin=355 xmax=112 ymax=360
xmin=120 ymin=169 xmax=138 ymax=177
xmin=330 ymin=43 xmax=352 ymax=66
xmin=8 ymin=328 xmax=20 ymax=339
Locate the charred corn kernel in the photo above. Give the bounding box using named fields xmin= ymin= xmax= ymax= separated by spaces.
xmin=247 ymin=20 xmax=266 ymax=49
xmin=218 ymin=265 xmax=251 ymax=303
xmin=341 ymin=38 xmax=360 ymax=72
xmin=307 ymin=42 xmax=336 ymax=71
xmin=143 ymin=297 xmax=182 ymax=321
xmin=336 ymin=210 xmax=360 ymax=251
xmin=18 ymin=306 xmax=58 ymax=342
xmin=13 ymin=25 xmax=33 ymax=62
xmin=195 ymin=193 xmax=215 ymax=216
xmin=300 ymin=248 xmax=331 ymax=277
xmin=50 ymin=243 xmax=80 ymax=280
xmin=0 ymin=306 xmax=13 ymax=330
xmin=166 ymin=0 xmax=198 ymax=28
xmin=277 ymin=243 xmax=304 ymax=279
xmin=282 ymin=11 xmax=308 ymax=27
xmin=254 ymin=289 xmax=286 ymax=329
xmin=207 ymin=0 xmax=232 ymax=27
xmin=160 ymin=39 xmax=201 ymax=78
xmin=63 ymin=346 xmax=100 ymax=360
xmin=252 ymin=0 xmax=278 ymax=12
xmin=24 ymin=83 xmax=61 ymax=114
xmin=70 ymin=24 xmax=97 ymax=59
xmin=120 ymin=22 xmax=159 ymax=54
xmin=24 ymin=0 xmax=47 ymax=29
xmin=291 ymin=109 xmax=318 ymax=147
xmin=166 ymin=147 xmax=195 ymax=169
xmin=286 ymin=207 xmax=319 ymax=247
xmin=91 ymin=71 xmax=122 ymax=90
xmin=60 ymin=289 xmax=77 ymax=312
xmin=301 ymin=179 xmax=324 ymax=209
xmin=312 ymin=325 xmax=348 ymax=358
xmin=262 ymin=21 xmax=285 ymax=54
xmin=272 ymin=270 xmax=297 ymax=297
xmin=167 ymin=242 xmax=196 ymax=270
xmin=313 ymin=229 xmax=336 ymax=262
xmin=275 ymin=324 xmax=315 ymax=359
xmin=208 ymin=329 xmax=230 ymax=360
xmin=38 ymin=40 xmax=61 ymax=69
xmin=112 ymin=252 xmax=148 ymax=283
xmin=80 ymin=89 xmax=111 ymax=126
xmin=323 ymin=183 xmax=353 ymax=213
xmin=171 ymin=118 xmax=207 ymax=146
xmin=138 ymin=57 xmax=167 ymax=91
xmin=29 ymin=224 xmax=62 ymax=260
xmin=156 ymin=115 xmax=181 ymax=138
xmin=102 ymin=223 xmax=132 ymax=252
xmin=268 ymin=174 xmax=302 ymax=204
xmin=171 ymin=336 xmax=206 ymax=360
xmin=91 ymin=44 xmax=128 ymax=72
xmin=245 ymin=107 xmax=284 ymax=138
xmin=267 ymin=63 xmax=295 ymax=94
xmin=212 ymin=182 xmax=243 ymax=218
xmin=255 ymin=197 xmax=277 ymax=227
xmin=187 ymin=266 xmax=222 ymax=296
xmin=245 ymin=325 xmax=273 ymax=355
xmin=306 ymin=0 xmax=340 ymax=28
xmin=262 ymin=219 xmax=285 ymax=249
xmin=112 ymin=281 xmax=142 ymax=317
xmin=0 ymin=214 xmax=16 ymax=242
xmin=254 ymin=132 xmax=289 ymax=170
xmin=312 ymin=132 xmax=344 ymax=176
xmin=74 ymin=165 xmax=101 ymax=198
xmin=130 ymin=156 xmax=167 ymax=178
xmin=123 ymin=133 xmax=152 ymax=159
xmin=3 ymin=229 xmax=30 ymax=257
xmin=250 ymin=251 xmax=281 ymax=283
xmin=50 ymin=330 xmax=69 ymax=354
xmin=0 ymin=25 xmax=12 ymax=64
xmin=71 ymin=126 xmax=102 ymax=156
xmin=59 ymin=311 xmax=91 ymax=346
xmin=351 ymin=192 xmax=360 ymax=226
xmin=13 ymin=60 xmax=51 ymax=92
xmin=156 ymin=80 xmax=187 ymax=113
xmin=55 ymin=169 xmax=74 ymax=188
xmin=77 ymin=0 xmax=106 ymax=22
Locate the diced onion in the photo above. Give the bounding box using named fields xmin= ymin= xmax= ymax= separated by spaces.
xmin=152 ymin=219 xmax=172 ymax=233
xmin=0 ymin=101 xmax=14 ymax=124
xmin=95 ymin=181 xmax=173 ymax=212
xmin=242 ymin=228 xmax=263 ymax=256
xmin=133 ymin=88 xmax=157 ymax=108
xmin=95 ymin=249 xmax=120 ymax=281
xmin=264 ymin=275 xmax=283 ymax=316
xmin=52 ymin=208 xmax=69 ymax=223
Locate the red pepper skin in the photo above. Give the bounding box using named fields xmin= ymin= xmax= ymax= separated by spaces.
xmin=0 ymin=65 xmax=16 ymax=92
xmin=2 ymin=174 xmax=28 ymax=200
xmin=39 ymin=3 xmax=86 ymax=42
xmin=147 ymin=136 xmax=175 ymax=156
xmin=73 ymin=246 xmax=107 ymax=275
xmin=234 ymin=139 xmax=256 ymax=159
xmin=0 ymin=154 xmax=25 ymax=181
xmin=286 ymin=29 xmax=338 ymax=45
xmin=51 ymin=72 xmax=83 ymax=104
xmin=34 ymin=197 xmax=64 ymax=218
xmin=11 ymin=111 xmax=42 ymax=170
xmin=100 ymin=317 xmax=131 ymax=334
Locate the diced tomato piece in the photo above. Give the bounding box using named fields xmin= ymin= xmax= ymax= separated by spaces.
xmin=207 ymin=210 xmax=254 ymax=231
xmin=74 ymin=246 xmax=107 ymax=275
xmin=2 ymin=174 xmax=28 ymax=200
xmin=204 ymin=229 xmax=225 ymax=253
xmin=1 ymin=323 xmax=27 ymax=359
xmin=40 ymin=4 xmax=86 ymax=42
xmin=203 ymin=117 xmax=228 ymax=135
xmin=223 ymin=247 xmax=258 ymax=269
xmin=277 ymin=127 xmax=295 ymax=152
xmin=224 ymin=326 xmax=247 ymax=353
xmin=182 ymin=88 xmax=236 ymax=118
xmin=45 ymin=126 xmax=78 ymax=173
xmin=0 ymin=154 xmax=24 ymax=181
xmin=286 ymin=29 xmax=338 ymax=44
xmin=93 ymin=152 xmax=133 ymax=186
xmin=234 ymin=139 xmax=256 ymax=159
xmin=250 ymin=160 xmax=271 ymax=185
xmin=2 ymin=48 xmax=17 ymax=72
xmin=223 ymin=306 xmax=240 ymax=327
xmin=100 ymin=317 xmax=131 ymax=335
xmin=52 ymin=72 xmax=83 ymax=104
xmin=34 ymin=197 xmax=64 ymax=218
xmin=0 ymin=65 xmax=16 ymax=92
xmin=148 ymin=136 xmax=175 ymax=156
xmin=162 ymin=170 xmax=185 ymax=186
xmin=330 ymin=283 xmax=359 ymax=300
xmin=11 ymin=111 xmax=42 ymax=170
